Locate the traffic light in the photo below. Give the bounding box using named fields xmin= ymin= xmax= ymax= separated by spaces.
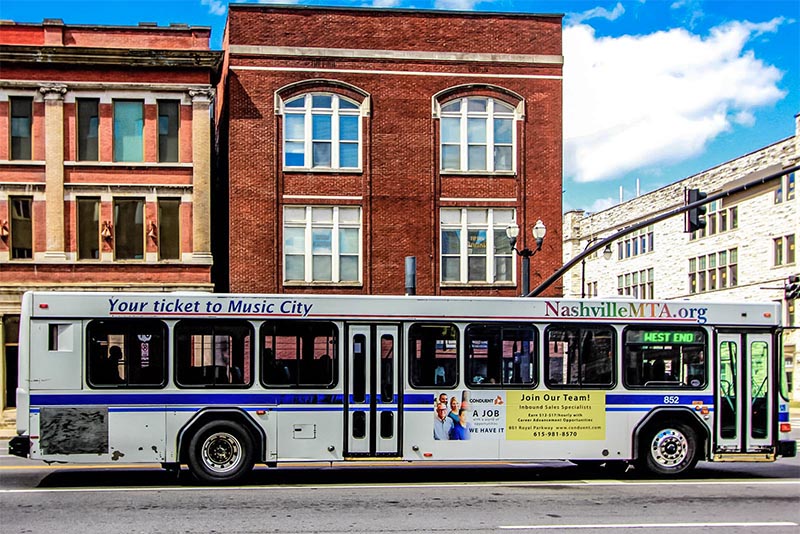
xmin=786 ymin=274 xmax=800 ymax=301
xmin=684 ymin=188 xmax=708 ymax=233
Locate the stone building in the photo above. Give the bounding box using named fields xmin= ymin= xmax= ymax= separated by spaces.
xmin=564 ymin=114 xmax=799 ymax=399
xmin=0 ymin=20 xmax=222 ymax=415
xmin=217 ymin=5 xmax=564 ymax=297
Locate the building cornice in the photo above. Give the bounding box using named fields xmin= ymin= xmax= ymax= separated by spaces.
xmin=0 ymin=45 xmax=222 ymax=73
xmin=228 ymin=45 xmax=563 ymax=66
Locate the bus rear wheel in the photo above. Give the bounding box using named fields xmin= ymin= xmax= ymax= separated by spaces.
xmin=638 ymin=422 xmax=699 ymax=476
xmin=188 ymin=421 xmax=255 ymax=484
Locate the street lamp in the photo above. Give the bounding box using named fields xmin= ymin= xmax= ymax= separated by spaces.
xmin=506 ymin=219 xmax=546 ymax=297
xmin=581 ymin=239 xmax=613 ymax=298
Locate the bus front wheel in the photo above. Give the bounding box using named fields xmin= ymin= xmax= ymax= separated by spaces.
xmin=188 ymin=421 xmax=255 ymax=484
xmin=638 ymin=422 xmax=699 ymax=476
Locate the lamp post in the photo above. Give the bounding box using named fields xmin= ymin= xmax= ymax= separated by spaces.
xmin=581 ymin=239 xmax=613 ymax=298
xmin=506 ymin=220 xmax=546 ymax=297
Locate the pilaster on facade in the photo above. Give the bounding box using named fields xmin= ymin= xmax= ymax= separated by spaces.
xmin=189 ymin=87 xmax=214 ymax=263
xmin=40 ymin=83 xmax=68 ymax=261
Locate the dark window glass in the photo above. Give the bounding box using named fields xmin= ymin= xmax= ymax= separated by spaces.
xmin=113 ymin=198 xmax=144 ymax=260
xmin=380 ymin=334 xmax=394 ymax=403
xmin=77 ymin=99 xmax=99 ymax=161
xmin=157 ymin=198 xmax=180 ymax=260
xmin=87 ymin=319 xmax=167 ymax=387
xmin=10 ymin=97 xmax=32 ymax=160
xmin=352 ymin=334 xmax=367 ymax=403
xmin=10 ymin=196 xmax=33 ymax=259
xmin=409 ymin=323 xmax=458 ymax=388
xmin=158 ymin=100 xmax=179 ymax=163
xmin=261 ymin=321 xmax=337 ymax=387
xmin=77 ymin=197 xmax=99 ymax=260
xmin=623 ymin=328 xmax=706 ymax=388
xmin=352 ymin=411 xmax=366 ymax=439
xmin=380 ymin=411 xmax=394 ymax=439
xmin=175 ymin=320 xmax=253 ymax=387
xmin=466 ymin=323 xmax=536 ymax=387
xmin=546 ymin=326 xmax=615 ymax=388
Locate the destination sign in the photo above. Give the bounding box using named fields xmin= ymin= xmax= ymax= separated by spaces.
xmin=627 ymin=330 xmax=704 ymax=345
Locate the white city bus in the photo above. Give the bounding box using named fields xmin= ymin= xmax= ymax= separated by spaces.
xmin=9 ymin=291 xmax=795 ymax=483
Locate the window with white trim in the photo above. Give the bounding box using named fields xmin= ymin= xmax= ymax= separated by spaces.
xmin=440 ymin=97 xmax=515 ymax=172
xmin=440 ymin=208 xmax=515 ymax=284
xmin=282 ymin=94 xmax=361 ymax=170
xmin=283 ymin=206 xmax=361 ymax=283
xmin=774 ymin=234 xmax=796 ymax=266
xmin=689 ymin=248 xmax=737 ymax=294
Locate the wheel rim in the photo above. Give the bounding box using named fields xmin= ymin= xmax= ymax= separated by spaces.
xmin=201 ymin=432 xmax=243 ymax=474
xmin=650 ymin=428 xmax=689 ymax=468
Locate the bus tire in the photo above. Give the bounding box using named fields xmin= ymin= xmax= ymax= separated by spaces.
xmin=187 ymin=420 xmax=255 ymax=484
xmin=638 ymin=421 xmax=698 ymax=476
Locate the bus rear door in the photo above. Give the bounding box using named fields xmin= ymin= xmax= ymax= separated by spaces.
xmin=715 ymin=331 xmax=774 ymax=459
xmin=345 ymin=325 xmax=400 ymax=457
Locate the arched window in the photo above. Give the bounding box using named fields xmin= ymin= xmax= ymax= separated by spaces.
xmin=282 ymin=93 xmax=361 ymax=170
xmin=440 ymin=97 xmax=516 ymax=173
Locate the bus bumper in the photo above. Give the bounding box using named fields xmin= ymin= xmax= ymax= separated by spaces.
xmin=778 ymin=440 xmax=797 ymax=458
xmin=8 ymin=436 xmax=30 ymax=458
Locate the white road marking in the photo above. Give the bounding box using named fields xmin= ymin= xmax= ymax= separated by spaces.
xmin=0 ymin=479 xmax=798 ymax=494
xmin=499 ymin=522 xmax=799 ymax=530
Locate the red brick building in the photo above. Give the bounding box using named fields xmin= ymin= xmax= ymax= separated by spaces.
xmin=0 ymin=20 xmax=221 ymax=413
xmin=218 ymin=5 xmax=564 ymax=297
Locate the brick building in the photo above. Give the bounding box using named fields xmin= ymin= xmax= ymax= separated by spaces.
xmin=564 ymin=114 xmax=799 ymax=398
xmin=0 ymin=20 xmax=221 ymax=414
xmin=217 ymin=5 xmax=564 ymax=297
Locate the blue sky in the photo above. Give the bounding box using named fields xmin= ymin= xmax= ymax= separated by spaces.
xmin=2 ymin=0 xmax=798 ymax=213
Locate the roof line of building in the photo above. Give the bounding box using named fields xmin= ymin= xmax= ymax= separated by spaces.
xmin=227 ymin=2 xmax=564 ymax=19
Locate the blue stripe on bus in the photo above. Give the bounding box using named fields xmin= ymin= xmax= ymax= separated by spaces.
xmin=30 ymin=405 xmax=715 ymax=415
xmin=606 ymin=394 xmax=714 ymax=405
xmin=30 ymin=393 xmax=345 ymax=406
xmin=29 ymin=392 xmax=714 ymax=407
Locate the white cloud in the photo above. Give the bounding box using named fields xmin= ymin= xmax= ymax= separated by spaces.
xmin=369 ymin=0 xmax=403 ymax=6
xmin=566 ymin=2 xmax=625 ymax=25
xmin=434 ymin=0 xmax=489 ymax=10
xmin=201 ymin=0 xmax=226 ymax=16
xmin=563 ymin=18 xmax=787 ymax=183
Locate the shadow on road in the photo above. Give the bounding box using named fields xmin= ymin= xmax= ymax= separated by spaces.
xmin=33 ymin=459 xmax=799 ymax=489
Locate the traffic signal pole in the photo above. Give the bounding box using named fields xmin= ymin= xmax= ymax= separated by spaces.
xmin=527 ymin=163 xmax=800 ymax=298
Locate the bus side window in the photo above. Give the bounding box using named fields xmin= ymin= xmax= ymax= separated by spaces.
xmin=86 ymin=319 xmax=167 ymax=388
xmin=260 ymin=321 xmax=337 ymax=388
xmin=623 ymin=328 xmax=706 ymax=389
xmin=174 ymin=320 xmax=253 ymax=388
xmin=409 ymin=323 xmax=458 ymax=388
xmin=545 ymin=326 xmax=614 ymax=388
xmin=465 ymin=323 xmax=536 ymax=387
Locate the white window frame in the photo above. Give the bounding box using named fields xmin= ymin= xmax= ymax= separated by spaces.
xmin=283 ymin=206 xmax=362 ymax=284
xmin=281 ymin=93 xmax=362 ymax=171
xmin=439 ymin=97 xmax=517 ymax=173
xmin=440 ymin=208 xmax=516 ymax=285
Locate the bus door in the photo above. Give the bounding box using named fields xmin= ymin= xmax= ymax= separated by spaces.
xmin=345 ymin=325 xmax=400 ymax=457
xmin=715 ymin=332 xmax=774 ymax=456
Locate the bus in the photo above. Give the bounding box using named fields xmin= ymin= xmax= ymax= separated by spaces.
xmin=9 ymin=291 xmax=796 ymax=483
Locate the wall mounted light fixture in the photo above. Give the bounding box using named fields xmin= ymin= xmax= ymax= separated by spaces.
xmin=0 ymin=220 xmax=8 ymax=240
xmin=147 ymin=221 xmax=158 ymax=243
xmin=101 ymin=221 xmax=113 ymax=241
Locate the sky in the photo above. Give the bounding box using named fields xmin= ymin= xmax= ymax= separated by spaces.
xmin=1 ymin=0 xmax=798 ymax=213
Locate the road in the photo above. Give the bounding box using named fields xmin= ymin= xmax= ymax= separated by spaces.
xmin=1 ymin=427 xmax=799 ymax=534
